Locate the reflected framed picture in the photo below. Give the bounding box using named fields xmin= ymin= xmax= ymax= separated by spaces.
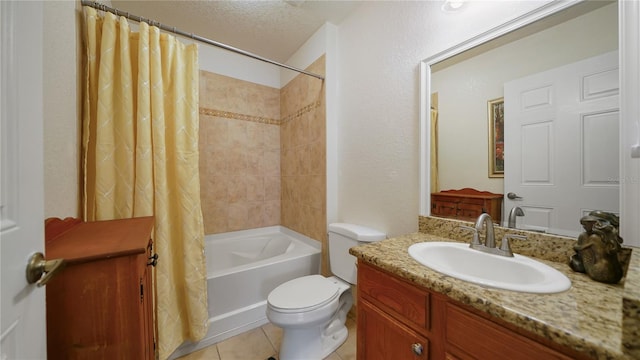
xmin=488 ymin=97 xmax=504 ymax=178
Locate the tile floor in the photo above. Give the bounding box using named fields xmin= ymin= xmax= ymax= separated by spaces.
xmin=178 ymin=317 xmax=357 ymax=360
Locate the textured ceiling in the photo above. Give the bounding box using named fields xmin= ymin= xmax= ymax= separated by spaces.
xmin=110 ymin=0 xmax=361 ymax=63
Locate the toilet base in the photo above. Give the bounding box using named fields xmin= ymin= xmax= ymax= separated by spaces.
xmin=278 ymin=322 xmax=348 ymax=360
xmin=321 ymin=323 xmax=348 ymax=358
xmin=268 ymin=276 xmax=353 ymax=360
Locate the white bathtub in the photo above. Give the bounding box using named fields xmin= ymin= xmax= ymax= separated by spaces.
xmin=170 ymin=226 xmax=321 ymax=359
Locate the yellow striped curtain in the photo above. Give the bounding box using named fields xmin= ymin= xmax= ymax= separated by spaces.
xmin=82 ymin=7 xmax=208 ymax=359
xmin=430 ymin=108 xmax=439 ymax=193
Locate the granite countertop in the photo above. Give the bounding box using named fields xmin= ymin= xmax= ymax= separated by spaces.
xmin=350 ymin=229 xmax=640 ymax=359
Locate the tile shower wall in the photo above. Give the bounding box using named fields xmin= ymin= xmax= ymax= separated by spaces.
xmin=199 ymin=71 xmax=281 ymax=234
xmin=198 ymin=55 xmax=326 ymax=244
xmin=280 ymin=56 xmax=327 ymax=263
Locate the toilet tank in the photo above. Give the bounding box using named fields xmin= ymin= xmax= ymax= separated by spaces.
xmin=328 ymin=223 xmax=386 ymax=284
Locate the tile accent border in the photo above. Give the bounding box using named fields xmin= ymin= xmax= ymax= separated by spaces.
xmin=281 ymin=101 xmax=322 ymax=125
xmin=199 ymin=107 xmax=280 ymax=125
xmin=199 ymin=100 xmax=322 ymax=127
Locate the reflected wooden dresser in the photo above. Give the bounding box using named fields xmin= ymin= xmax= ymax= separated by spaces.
xmin=431 ymin=188 xmax=503 ymax=223
xmin=45 ymin=216 xmax=156 ymax=360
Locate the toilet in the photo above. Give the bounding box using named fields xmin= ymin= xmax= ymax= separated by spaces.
xmin=266 ymin=223 xmax=386 ymax=360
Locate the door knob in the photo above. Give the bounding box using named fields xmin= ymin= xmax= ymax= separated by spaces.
xmin=26 ymin=252 xmax=65 ymax=287
xmin=507 ymin=192 xmax=523 ymax=200
xmin=411 ymin=342 xmax=423 ymax=355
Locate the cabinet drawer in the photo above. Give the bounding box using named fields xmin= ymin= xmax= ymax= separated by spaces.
xmin=455 ymin=203 xmax=484 ymax=219
xmin=445 ymin=304 xmax=573 ymax=360
xmin=358 ymin=263 xmax=430 ymax=330
xmin=433 ymin=201 xmax=458 ymax=217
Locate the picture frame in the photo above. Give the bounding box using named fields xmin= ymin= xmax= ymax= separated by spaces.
xmin=488 ymin=97 xmax=504 ymax=178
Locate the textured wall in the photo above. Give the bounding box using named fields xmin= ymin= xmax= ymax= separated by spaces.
xmin=335 ymin=1 xmax=552 ymax=237
xmin=43 ymin=1 xmax=80 ymax=218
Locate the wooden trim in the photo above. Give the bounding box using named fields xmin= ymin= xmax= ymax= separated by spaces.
xmin=45 ymin=217 xmax=82 ymax=243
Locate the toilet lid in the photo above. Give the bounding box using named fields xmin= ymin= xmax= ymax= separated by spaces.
xmin=268 ymin=275 xmax=339 ymax=311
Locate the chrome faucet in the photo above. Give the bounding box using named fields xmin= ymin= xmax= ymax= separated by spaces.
xmin=508 ymin=207 xmax=525 ymax=228
xmin=460 ymin=213 xmax=526 ymax=257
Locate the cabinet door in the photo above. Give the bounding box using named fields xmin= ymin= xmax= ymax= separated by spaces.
xmin=358 ymin=299 xmax=429 ymax=360
xmin=445 ymin=304 xmax=574 ymax=360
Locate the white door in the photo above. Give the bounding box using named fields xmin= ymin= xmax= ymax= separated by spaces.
xmin=504 ymin=51 xmax=619 ymax=237
xmin=1 ymin=2 xmax=47 ymax=359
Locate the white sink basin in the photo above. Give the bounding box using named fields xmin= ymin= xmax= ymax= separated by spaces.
xmin=408 ymin=242 xmax=571 ymax=294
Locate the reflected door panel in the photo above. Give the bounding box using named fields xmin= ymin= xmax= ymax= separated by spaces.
xmin=504 ymin=51 xmax=619 ymax=237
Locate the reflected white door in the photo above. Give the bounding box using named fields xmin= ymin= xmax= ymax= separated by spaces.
xmin=504 ymin=51 xmax=619 ymax=237
xmin=1 ymin=2 xmax=47 ymax=359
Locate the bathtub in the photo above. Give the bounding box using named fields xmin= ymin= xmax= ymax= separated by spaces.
xmin=170 ymin=226 xmax=321 ymax=358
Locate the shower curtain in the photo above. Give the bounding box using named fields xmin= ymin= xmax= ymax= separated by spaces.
xmin=82 ymin=7 xmax=208 ymax=359
xmin=430 ymin=108 xmax=439 ymax=193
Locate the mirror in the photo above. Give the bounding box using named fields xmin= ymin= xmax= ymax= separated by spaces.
xmin=423 ymin=1 xmax=619 ymax=237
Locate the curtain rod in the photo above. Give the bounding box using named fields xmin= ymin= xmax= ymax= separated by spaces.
xmin=80 ymin=0 xmax=325 ymax=80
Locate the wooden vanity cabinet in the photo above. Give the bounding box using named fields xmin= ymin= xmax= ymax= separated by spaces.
xmin=357 ymin=262 xmax=437 ymax=359
xmin=444 ymin=304 xmax=575 ymax=360
xmin=431 ymin=188 xmax=503 ymax=223
xmin=356 ymin=262 xmax=589 ymax=360
xmin=45 ymin=217 xmax=156 ymax=360
xmin=358 ymin=300 xmax=430 ymax=360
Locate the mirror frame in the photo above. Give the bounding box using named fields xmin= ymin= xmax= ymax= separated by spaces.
xmin=419 ymin=0 xmax=640 ymax=246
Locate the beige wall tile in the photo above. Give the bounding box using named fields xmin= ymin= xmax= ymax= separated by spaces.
xmin=264 ymin=176 xmax=280 ymax=201
xmin=227 ymin=176 xmax=247 ymax=203
xmin=280 ymin=56 xmax=327 ymax=271
xmin=199 ymin=69 xmax=282 ymax=235
xmin=309 ymin=140 xmax=325 ymax=176
xmin=263 ymin=200 xmax=280 ymax=226
xmin=263 ymin=150 xmax=280 ymax=177
xmin=199 ymin=57 xmax=325 ymax=245
xmin=264 ymin=125 xmax=280 ymax=150
xmin=246 ymin=176 xmax=265 ymax=201
xmin=227 ymin=203 xmax=248 ymax=231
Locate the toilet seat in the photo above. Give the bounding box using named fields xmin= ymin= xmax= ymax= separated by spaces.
xmin=268 ymin=275 xmax=339 ymax=313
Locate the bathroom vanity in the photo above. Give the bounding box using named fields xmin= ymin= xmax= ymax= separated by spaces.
xmin=44 ymin=217 xmax=156 ymax=360
xmin=351 ymin=224 xmax=639 ymax=360
xmin=357 ymin=262 xmax=583 ymax=359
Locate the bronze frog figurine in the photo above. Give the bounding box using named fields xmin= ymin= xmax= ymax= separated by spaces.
xmin=569 ymin=211 xmax=624 ymax=284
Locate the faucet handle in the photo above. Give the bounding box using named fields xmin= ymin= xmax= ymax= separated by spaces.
xmin=460 ymin=225 xmax=481 ymax=246
xmin=499 ymin=234 xmax=527 ymax=256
